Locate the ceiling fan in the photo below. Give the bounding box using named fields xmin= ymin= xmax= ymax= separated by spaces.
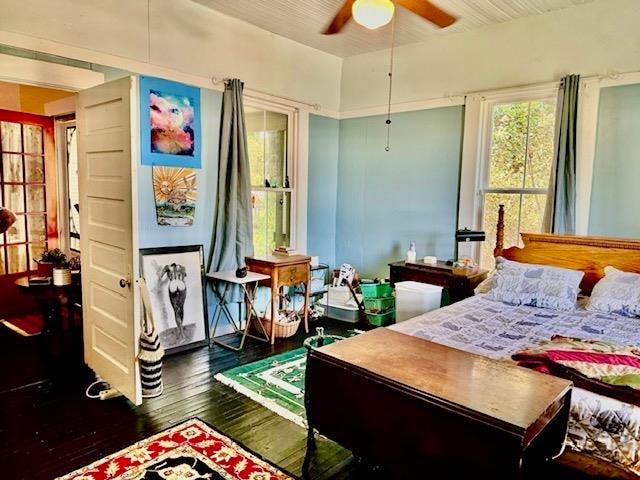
xmin=324 ymin=0 xmax=457 ymax=34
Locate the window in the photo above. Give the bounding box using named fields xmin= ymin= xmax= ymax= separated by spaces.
xmin=0 ymin=112 xmax=53 ymax=274
xmin=245 ymin=102 xmax=297 ymax=256
xmin=56 ymin=118 xmax=80 ymax=252
xmin=479 ymin=96 xmax=557 ymax=267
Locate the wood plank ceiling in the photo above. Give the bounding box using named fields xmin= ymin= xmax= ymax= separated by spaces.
xmin=194 ymin=0 xmax=595 ymax=57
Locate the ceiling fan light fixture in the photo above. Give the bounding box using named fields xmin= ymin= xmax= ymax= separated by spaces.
xmin=352 ymin=0 xmax=395 ymax=30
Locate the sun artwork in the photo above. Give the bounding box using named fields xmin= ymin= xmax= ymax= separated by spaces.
xmin=152 ymin=166 xmax=197 ymax=226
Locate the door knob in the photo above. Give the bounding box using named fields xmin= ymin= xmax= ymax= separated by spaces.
xmin=119 ymin=278 xmax=131 ymax=288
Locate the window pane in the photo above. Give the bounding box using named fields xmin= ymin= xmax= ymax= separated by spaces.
xmin=6 ymin=214 xmax=25 ymax=243
xmin=26 ymin=185 xmax=46 ymax=212
xmin=26 ymin=155 xmax=45 ymax=182
xmin=520 ymin=194 xmax=547 ymax=232
xmin=264 ymin=130 xmax=286 ymax=188
xmin=27 ymin=214 xmax=47 ymax=242
xmin=248 ymin=131 xmax=265 ymax=187
xmin=251 ymin=190 xmax=291 ymax=256
xmin=488 ymin=103 xmax=528 ymax=188
xmin=29 ymin=242 xmax=46 ymax=270
xmin=0 ymin=121 xmax=22 ymax=153
xmin=4 ymin=184 xmax=25 ymax=213
xmin=23 ymin=124 xmax=43 ymax=154
xmin=7 ymin=244 xmax=27 ymax=273
xmin=2 ymin=153 xmax=23 ymax=182
xmin=524 ymin=100 xmax=555 ymax=189
xmin=246 ymin=109 xmax=288 ymax=188
xmin=67 ymin=126 xmax=80 ymax=251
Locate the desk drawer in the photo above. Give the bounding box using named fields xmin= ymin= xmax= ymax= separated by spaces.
xmin=279 ymin=265 xmax=308 ymax=285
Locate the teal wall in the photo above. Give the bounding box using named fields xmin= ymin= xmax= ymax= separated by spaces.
xmin=307 ymin=114 xmax=339 ymax=267
xmin=335 ymin=107 xmax=464 ymax=279
xmin=589 ymin=84 xmax=640 ymax=237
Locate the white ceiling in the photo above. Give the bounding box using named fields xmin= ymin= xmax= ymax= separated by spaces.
xmin=195 ymin=0 xmax=595 ymax=58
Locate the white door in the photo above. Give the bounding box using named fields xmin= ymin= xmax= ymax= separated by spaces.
xmin=77 ymin=76 xmax=141 ymax=405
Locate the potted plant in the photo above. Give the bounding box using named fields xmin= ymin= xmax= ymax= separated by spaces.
xmin=37 ymin=248 xmax=68 ymax=277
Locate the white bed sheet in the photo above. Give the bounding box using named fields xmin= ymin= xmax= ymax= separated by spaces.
xmin=389 ymin=294 xmax=640 ymax=475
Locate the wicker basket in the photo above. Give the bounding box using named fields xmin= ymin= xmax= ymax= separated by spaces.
xmin=261 ymin=311 xmax=301 ymax=338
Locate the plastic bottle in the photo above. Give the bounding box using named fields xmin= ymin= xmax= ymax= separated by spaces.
xmin=406 ymin=241 xmax=417 ymax=263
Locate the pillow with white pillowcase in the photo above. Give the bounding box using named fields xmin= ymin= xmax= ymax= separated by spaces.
xmin=586 ymin=266 xmax=640 ymax=317
xmin=483 ymin=257 xmax=584 ymax=311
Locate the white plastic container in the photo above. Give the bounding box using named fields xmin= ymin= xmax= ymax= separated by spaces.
xmin=394 ymin=281 xmax=443 ymax=322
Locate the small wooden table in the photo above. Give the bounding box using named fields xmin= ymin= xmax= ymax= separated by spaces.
xmin=245 ymin=254 xmax=311 ymax=344
xmin=304 ymin=328 xmax=572 ymax=478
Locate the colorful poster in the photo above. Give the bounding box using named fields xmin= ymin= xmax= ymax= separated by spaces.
xmin=140 ymin=76 xmax=201 ymax=168
xmin=152 ymin=166 xmax=197 ymax=226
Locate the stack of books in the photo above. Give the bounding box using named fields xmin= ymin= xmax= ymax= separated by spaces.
xmin=28 ymin=275 xmax=51 ymax=285
xmin=272 ymin=246 xmax=298 ymax=256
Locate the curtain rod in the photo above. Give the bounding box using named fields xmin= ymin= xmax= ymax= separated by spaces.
xmin=211 ymin=77 xmax=321 ymax=111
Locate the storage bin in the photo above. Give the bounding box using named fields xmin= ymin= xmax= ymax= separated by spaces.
xmin=316 ymin=295 xmax=360 ymax=323
xmin=366 ymin=309 xmax=395 ymax=327
xmin=359 ymin=282 xmax=393 ymax=298
xmin=363 ymin=295 xmax=395 ymax=313
xmin=395 ymin=281 xmax=443 ymax=322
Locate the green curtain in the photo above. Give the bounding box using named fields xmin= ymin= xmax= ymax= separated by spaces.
xmin=544 ymin=74 xmax=580 ymax=233
xmin=207 ymin=79 xmax=254 ymax=276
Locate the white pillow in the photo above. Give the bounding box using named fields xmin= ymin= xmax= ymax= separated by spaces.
xmin=483 ymin=257 xmax=584 ymax=311
xmin=586 ymin=266 xmax=640 ymax=317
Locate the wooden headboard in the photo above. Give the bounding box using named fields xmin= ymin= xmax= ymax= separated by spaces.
xmin=493 ymin=205 xmax=640 ymax=295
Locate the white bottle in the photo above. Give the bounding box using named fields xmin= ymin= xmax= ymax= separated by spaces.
xmin=406 ymin=241 xmax=417 ymax=263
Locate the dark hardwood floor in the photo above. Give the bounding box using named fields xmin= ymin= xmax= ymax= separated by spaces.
xmin=0 ymin=314 xmax=610 ymax=480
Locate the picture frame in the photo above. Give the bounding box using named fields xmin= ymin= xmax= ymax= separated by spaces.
xmin=139 ymin=75 xmax=201 ymax=168
xmin=139 ymin=245 xmax=209 ymax=354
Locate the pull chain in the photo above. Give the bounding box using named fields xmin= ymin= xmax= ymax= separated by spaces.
xmin=385 ymin=15 xmax=396 ymax=152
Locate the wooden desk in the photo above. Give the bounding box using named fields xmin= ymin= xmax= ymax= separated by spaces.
xmin=304 ymin=328 xmax=572 ymax=478
xmin=245 ymin=254 xmax=311 ymax=344
xmin=389 ymin=260 xmax=488 ymax=304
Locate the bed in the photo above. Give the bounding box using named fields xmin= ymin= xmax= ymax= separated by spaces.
xmin=385 ymin=206 xmax=640 ymax=478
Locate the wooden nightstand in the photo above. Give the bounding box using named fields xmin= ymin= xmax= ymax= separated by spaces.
xmin=388 ymin=260 xmax=488 ymax=304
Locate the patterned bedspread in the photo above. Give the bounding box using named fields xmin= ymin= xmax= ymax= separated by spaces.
xmin=389 ymin=294 xmax=640 ymax=475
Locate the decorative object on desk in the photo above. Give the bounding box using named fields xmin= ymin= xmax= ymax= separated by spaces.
xmin=139 ymin=245 xmax=208 ymax=354
xmin=423 ymin=255 xmax=437 ymax=264
xmin=453 ymin=256 xmax=479 ymax=276
xmin=37 ymin=248 xmax=68 ymax=277
xmin=406 ymin=240 xmax=417 ymax=262
xmin=235 ymin=265 xmax=248 ymax=278
xmin=0 ymin=312 xmax=43 ymax=337
xmin=55 ymin=418 xmax=294 ymax=480
xmin=68 ymin=255 xmax=81 ymax=273
xmin=28 ymin=275 xmax=51 ymax=285
xmin=52 ymin=266 xmax=72 ymax=286
xmin=139 ymin=76 xmax=201 ymax=168
xmin=152 ymin=166 xmax=197 ymax=226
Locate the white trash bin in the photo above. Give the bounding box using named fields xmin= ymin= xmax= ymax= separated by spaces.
xmin=394 ymin=281 xmax=443 ymax=322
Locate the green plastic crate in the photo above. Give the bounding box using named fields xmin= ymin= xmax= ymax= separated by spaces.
xmin=365 ymin=309 xmax=395 ymax=327
xmin=363 ymin=295 xmax=395 ymax=313
xmin=359 ymin=282 xmax=393 ymax=298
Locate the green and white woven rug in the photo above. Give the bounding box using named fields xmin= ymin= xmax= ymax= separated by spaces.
xmin=214 ymin=347 xmax=308 ymax=428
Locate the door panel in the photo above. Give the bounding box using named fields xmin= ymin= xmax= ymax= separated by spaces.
xmin=77 ymin=76 xmax=140 ymax=405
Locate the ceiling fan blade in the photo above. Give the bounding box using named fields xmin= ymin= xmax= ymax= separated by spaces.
xmin=395 ymin=0 xmax=457 ymax=28
xmin=323 ymin=0 xmax=356 ymax=34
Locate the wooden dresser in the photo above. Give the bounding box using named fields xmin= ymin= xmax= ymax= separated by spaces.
xmin=304 ymin=328 xmax=572 ymax=478
xmin=389 ymin=260 xmax=488 ymax=304
xmin=245 ymin=254 xmax=311 ymax=344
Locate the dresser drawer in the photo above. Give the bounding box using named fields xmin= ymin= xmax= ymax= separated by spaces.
xmin=278 ymin=264 xmax=308 ymax=285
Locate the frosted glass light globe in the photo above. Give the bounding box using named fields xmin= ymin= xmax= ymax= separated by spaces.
xmin=352 ymin=0 xmax=395 ymax=30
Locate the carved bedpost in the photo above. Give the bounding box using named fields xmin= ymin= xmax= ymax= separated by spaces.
xmin=494 ymin=204 xmax=505 ymax=258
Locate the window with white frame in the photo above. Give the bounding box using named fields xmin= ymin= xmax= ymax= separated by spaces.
xmin=478 ymin=92 xmax=557 ymax=267
xmin=244 ymin=101 xmax=297 ymax=256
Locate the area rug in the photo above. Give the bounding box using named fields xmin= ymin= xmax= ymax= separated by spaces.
xmin=56 ymin=418 xmax=295 ymax=480
xmin=214 ymin=348 xmax=308 ymax=428
xmin=0 ymin=312 xmax=43 ymax=336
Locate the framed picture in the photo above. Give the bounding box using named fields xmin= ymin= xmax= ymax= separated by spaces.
xmin=139 ymin=245 xmax=209 ymax=354
xmin=140 ymin=75 xmax=201 ymax=168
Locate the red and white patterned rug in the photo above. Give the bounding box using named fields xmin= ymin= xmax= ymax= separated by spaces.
xmin=56 ymin=418 xmax=295 ymax=480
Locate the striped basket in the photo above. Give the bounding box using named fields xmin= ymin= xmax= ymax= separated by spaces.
xmin=139 ymin=325 xmax=164 ymax=398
